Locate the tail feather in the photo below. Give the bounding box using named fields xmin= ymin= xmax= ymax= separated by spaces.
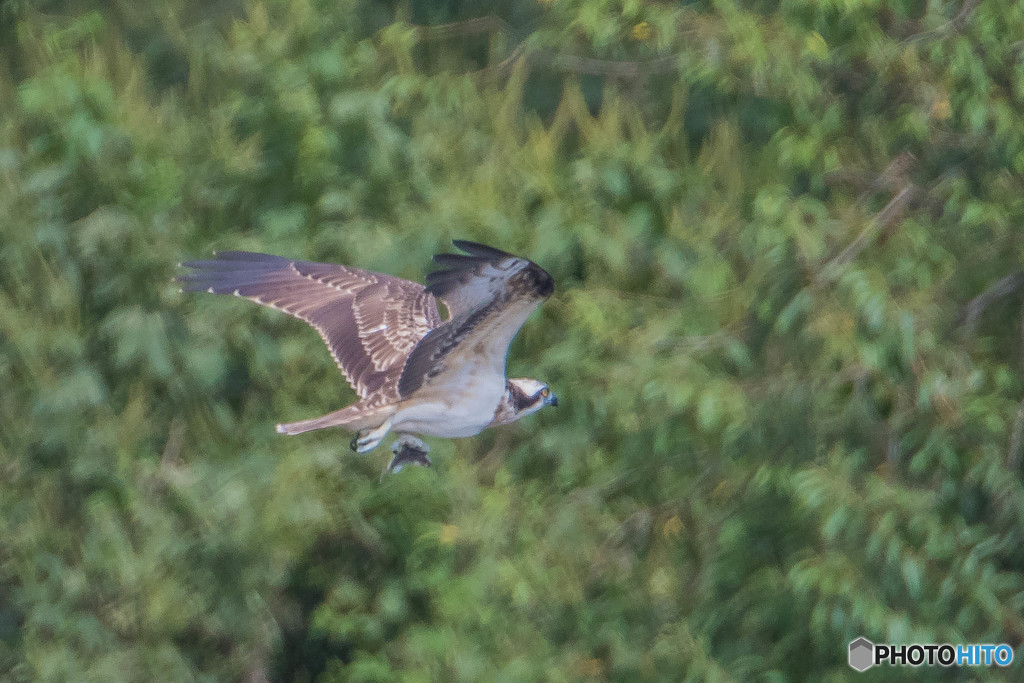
xmin=275 ymin=403 xmax=393 ymax=436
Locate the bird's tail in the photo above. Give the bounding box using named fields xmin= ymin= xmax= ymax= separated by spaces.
xmin=275 ymin=403 xmax=394 ymax=436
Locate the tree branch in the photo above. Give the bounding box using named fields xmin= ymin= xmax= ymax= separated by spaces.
xmin=815 ymin=184 xmax=915 ymax=285
xmin=410 ymin=16 xmax=511 ymax=40
xmin=956 ymin=271 xmax=1024 ymax=334
xmin=1009 ymin=305 xmax=1024 ymax=471
xmin=1009 ymin=399 xmax=1024 ymax=472
xmin=406 ymin=15 xmax=682 ymax=80
xmin=540 ymin=52 xmax=680 ymax=78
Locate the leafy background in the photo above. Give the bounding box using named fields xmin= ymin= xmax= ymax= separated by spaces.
xmin=3 ymin=0 xmax=1024 ymax=679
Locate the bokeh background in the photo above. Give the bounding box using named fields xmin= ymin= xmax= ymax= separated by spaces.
xmin=3 ymin=0 xmax=1024 ymax=680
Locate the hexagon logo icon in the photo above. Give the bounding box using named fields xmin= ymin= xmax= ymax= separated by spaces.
xmin=849 ymin=637 xmax=874 ymax=672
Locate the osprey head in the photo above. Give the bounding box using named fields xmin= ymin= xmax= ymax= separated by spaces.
xmin=490 ymin=377 xmax=557 ymax=426
xmin=507 ymin=378 xmax=557 ymax=417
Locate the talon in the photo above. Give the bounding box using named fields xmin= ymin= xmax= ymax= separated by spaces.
xmin=353 ymin=435 xmax=380 ymax=454
xmin=351 ymin=419 xmax=393 ymax=454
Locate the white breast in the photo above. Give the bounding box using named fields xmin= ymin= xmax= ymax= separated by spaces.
xmin=391 ymin=357 xmax=506 ymax=438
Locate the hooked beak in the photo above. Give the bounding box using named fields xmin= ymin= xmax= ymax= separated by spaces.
xmin=545 ymin=393 xmax=558 ymax=407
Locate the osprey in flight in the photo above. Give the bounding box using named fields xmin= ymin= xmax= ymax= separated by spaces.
xmin=178 ymin=241 xmax=556 ymax=473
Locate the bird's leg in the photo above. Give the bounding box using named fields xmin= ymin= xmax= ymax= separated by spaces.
xmin=350 ymin=419 xmax=393 ymax=453
xmin=381 ymin=435 xmax=431 ymax=478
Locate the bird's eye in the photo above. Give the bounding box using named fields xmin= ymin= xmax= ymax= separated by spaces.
xmin=540 ymin=387 xmax=550 ymax=398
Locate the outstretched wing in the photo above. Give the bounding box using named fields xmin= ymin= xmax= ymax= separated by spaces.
xmin=398 ymin=241 xmax=554 ymax=397
xmin=178 ymin=251 xmax=442 ymax=400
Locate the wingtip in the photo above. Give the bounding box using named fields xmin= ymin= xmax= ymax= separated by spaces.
xmin=452 ymin=239 xmax=513 ymax=259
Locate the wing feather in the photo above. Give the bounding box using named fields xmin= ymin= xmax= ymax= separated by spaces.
xmin=178 ymin=251 xmax=442 ymax=400
xmin=398 ymin=242 xmax=554 ymax=397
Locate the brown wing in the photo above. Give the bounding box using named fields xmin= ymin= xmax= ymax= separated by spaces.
xmin=398 ymin=241 xmax=554 ymax=397
xmin=178 ymin=251 xmax=442 ymax=400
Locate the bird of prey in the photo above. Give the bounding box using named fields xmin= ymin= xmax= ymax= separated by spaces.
xmin=178 ymin=241 xmax=557 ymax=474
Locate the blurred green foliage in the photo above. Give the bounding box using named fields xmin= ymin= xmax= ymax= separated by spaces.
xmin=3 ymin=0 xmax=1024 ymax=679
